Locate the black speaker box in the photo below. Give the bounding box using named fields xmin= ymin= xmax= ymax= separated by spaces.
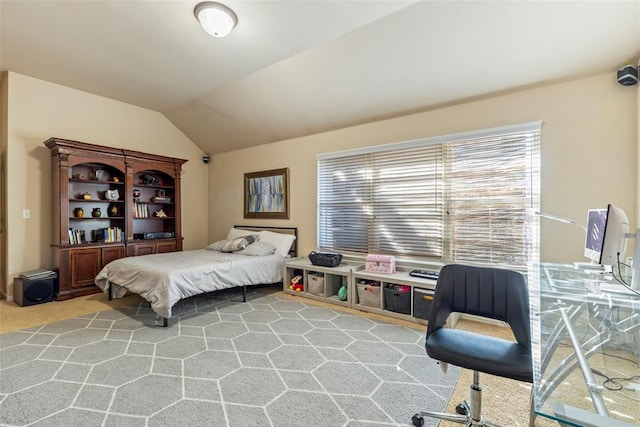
xmin=14 ymin=276 xmax=56 ymax=307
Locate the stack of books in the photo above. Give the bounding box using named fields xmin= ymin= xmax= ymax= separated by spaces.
xmin=68 ymin=229 xmax=86 ymax=244
xmin=91 ymin=227 xmax=123 ymax=243
xmin=133 ymin=203 xmax=150 ymax=218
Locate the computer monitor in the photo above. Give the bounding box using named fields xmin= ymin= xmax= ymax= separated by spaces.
xmin=584 ymin=204 xmax=629 ymax=266
xmin=584 ymin=208 xmax=607 ymax=263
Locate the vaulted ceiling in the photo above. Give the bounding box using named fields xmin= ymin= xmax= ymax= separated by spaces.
xmin=2 ymin=1 xmax=638 ymax=155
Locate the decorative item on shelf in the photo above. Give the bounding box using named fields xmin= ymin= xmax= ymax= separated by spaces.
xmin=153 ymin=209 xmax=168 ymax=218
xmin=94 ymin=169 xmax=105 ymax=181
xmin=73 ymin=207 xmax=84 ymax=218
xmin=156 ymin=189 xmax=165 ymax=198
xmin=113 ymin=177 xmax=119 ymax=183
xmin=82 ymin=193 xmax=92 ymax=200
xmin=133 ymin=189 xmax=141 ymax=202
xmin=142 ymin=174 xmax=159 ymax=185
xmin=338 ymin=282 xmax=348 ymax=301
xmin=105 ymin=189 xmax=119 ymax=201
xmin=365 ymin=254 xmax=396 ymax=274
xmin=108 ymin=204 xmax=119 ymax=217
xmin=72 ymin=172 xmax=85 ymax=180
xmin=91 ymin=207 xmax=101 ymax=218
xmin=289 ymin=272 xmax=304 ymax=292
xmin=151 ymin=196 xmax=171 ymax=202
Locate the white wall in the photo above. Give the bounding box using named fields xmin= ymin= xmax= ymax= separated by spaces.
xmin=2 ymin=72 xmax=209 ymax=299
xmin=209 ymin=73 xmax=638 ymax=264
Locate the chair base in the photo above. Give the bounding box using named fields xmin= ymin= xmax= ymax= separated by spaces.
xmin=412 ymin=402 xmax=502 ymax=427
xmin=412 ymin=371 xmax=503 ymax=427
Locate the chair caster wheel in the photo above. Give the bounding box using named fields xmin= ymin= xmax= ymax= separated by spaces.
xmin=411 ymin=413 xmax=425 ymax=427
xmin=456 ymin=403 xmax=468 ymax=416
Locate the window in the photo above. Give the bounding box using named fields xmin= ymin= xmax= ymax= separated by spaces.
xmin=317 ymin=122 xmax=541 ymax=271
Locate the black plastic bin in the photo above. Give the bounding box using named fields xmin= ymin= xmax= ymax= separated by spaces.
xmin=413 ymin=288 xmax=434 ymax=320
xmin=383 ymin=287 xmax=411 ymax=315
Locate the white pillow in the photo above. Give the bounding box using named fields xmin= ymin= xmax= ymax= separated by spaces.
xmin=221 ymin=235 xmax=257 ymax=253
xmin=226 ymin=227 xmax=258 ymax=241
xmin=206 ymin=240 xmax=227 ymax=251
xmin=258 ymin=230 xmax=296 ymax=257
xmin=235 ymin=241 xmax=277 ymax=256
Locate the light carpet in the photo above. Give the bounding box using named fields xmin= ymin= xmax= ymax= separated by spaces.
xmin=0 ymin=288 xmax=460 ymax=427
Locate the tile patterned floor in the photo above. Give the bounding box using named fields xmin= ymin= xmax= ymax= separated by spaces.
xmin=0 ymin=289 xmax=459 ymax=427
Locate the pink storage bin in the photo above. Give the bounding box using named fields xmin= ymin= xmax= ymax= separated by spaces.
xmin=365 ymin=254 xmax=396 ymax=274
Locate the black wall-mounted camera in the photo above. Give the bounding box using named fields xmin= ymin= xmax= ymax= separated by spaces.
xmin=202 ymin=154 xmax=210 ymax=164
xmin=617 ymin=64 xmax=638 ymax=86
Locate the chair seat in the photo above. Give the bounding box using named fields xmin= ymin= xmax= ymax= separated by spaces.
xmin=426 ymin=328 xmax=533 ymax=383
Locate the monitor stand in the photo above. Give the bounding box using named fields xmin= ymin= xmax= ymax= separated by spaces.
xmin=573 ymin=261 xmax=604 ymax=270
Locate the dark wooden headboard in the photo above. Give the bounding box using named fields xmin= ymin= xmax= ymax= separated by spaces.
xmin=234 ymin=225 xmax=298 ymax=258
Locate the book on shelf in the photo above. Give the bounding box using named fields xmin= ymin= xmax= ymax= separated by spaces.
xmin=91 ymin=227 xmax=122 ymax=243
xmin=133 ymin=203 xmax=150 ymax=218
xmin=68 ymin=228 xmax=86 ymax=245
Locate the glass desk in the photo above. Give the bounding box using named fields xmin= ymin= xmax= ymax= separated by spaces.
xmin=529 ymin=263 xmax=640 ymax=426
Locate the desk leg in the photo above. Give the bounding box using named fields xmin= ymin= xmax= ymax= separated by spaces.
xmin=558 ymin=305 xmax=609 ymax=417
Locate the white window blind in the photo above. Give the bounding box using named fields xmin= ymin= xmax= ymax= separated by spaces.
xmin=317 ymin=145 xmax=442 ymax=257
xmin=317 ymin=122 xmax=541 ymax=271
xmin=443 ymin=128 xmax=540 ymax=269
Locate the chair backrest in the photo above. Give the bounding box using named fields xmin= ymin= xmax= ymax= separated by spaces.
xmin=427 ymin=264 xmax=531 ymax=349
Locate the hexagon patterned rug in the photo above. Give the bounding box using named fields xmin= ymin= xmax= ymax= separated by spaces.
xmin=0 ymin=289 xmax=460 ymax=427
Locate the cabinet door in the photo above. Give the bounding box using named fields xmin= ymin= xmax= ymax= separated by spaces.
xmin=133 ymin=243 xmax=156 ymax=256
xmin=102 ymin=246 xmax=124 ymax=267
xmin=70 ymin=248 xmax=101 ymax=287
xmin=156 ymin=241 xmax=176 ymax=254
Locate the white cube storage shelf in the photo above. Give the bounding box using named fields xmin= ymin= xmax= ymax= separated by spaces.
xmin=284 ymin=258 xmax=438 ymax=324
xmin=283 ymin=258 xmax=352 ymax=307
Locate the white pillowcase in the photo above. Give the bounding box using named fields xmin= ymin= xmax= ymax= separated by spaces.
xmin=226 ymin=227 xmax=258 ymax=241
xmin=258 ymin=230 xmax=296 ymax=257
xmin=236 ymin=241 xmax=277 ymax=256
xmin=206 ymin=240 xmax=227 ymax=251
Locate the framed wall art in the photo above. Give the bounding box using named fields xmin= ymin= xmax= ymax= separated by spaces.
xmin=244 ymin=168 xmax=289 ymax=219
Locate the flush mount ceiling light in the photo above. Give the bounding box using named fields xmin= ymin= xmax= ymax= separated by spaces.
xmin=194 ymin=2 xmax=238 ymax=38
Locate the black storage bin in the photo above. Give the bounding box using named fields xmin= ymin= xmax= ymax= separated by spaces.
xmin=383 ymin=287 xmax=411 ymax=315
xmin=413 ymin=288 xmax=434 ymax=320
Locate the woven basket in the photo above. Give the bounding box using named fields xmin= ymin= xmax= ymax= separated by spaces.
xmin=308 ymin=251 xmax=342 ymax=267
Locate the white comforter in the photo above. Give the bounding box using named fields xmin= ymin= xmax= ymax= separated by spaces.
xmin=95 ymin=249 xmax=284 ymax=319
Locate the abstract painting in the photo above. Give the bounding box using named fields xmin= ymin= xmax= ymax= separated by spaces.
xmin=244 ymin=168 xmax=289 ymax=219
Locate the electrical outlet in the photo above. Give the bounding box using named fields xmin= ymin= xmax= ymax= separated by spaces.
xmin=22 ymin=209 xmax=31 ymax=219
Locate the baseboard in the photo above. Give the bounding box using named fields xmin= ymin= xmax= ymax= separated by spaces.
xmin=0 ymin=288 xmax=12 ymax=302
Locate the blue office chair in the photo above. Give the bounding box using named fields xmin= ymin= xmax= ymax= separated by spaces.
xmin=412 ymin=264 xmax=533 ymax=427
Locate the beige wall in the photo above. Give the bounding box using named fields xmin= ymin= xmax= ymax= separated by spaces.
xmin=2 ymin=72 xmax=209 ymax=299
xmin=209 ymin=73 xmax=638 ymax=264
xmin=1 ymin=71 xmax=637 ymax=300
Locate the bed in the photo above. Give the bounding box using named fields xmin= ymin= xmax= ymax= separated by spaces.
xmin=94 ymin=226 xmax=297 ymax=326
